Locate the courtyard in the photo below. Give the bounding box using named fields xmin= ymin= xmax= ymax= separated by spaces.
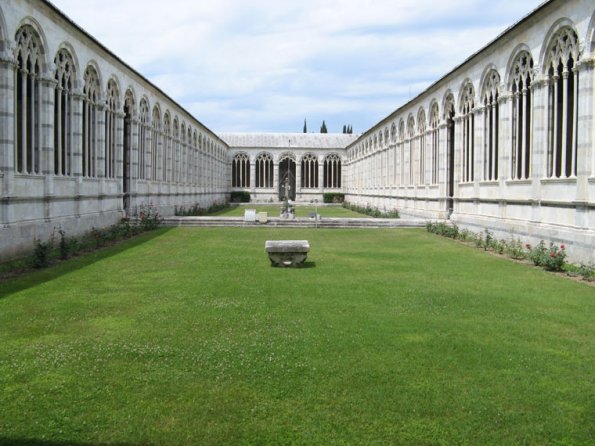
xmin=0 ymin=227 xmax=592 ymax=445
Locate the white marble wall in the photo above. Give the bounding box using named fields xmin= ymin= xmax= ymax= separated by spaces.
xmin=344 ymin=0 xmax=595 ymax=263
xmin=0 ymin=0 xmax=229 ymax=261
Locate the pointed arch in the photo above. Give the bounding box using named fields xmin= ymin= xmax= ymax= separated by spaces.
xmin=255 ymin=151 xmax=274 ymax=188
xmin=138 ymin=97 xmax=150 ymax=180
xmin=301 ymin=153 xmax=319 ymax=189
xmin=324 ymin=153 xmax=342 ymax=189
xmin=232 ymin=152 xmax=250 ymax=188
xmin=417 ymin=107 xmax=427 ymax=185
xmin=442 ymin=91 xmax=455 ymax=120
xmin=481 ymin=69 xmax=500 ymax=181
xmin=429 ymin=101 xmax=440 ymax=184
xmin=406 ymin=114 xmax=415 ymax=185
xmin=151 ymin=104 xmax=161 ymax=181
xmin=82 ymin=64 xmax=101 ymax=178
xmin=543 ymin=24 xmax=580 ymax=178
xmin=14 ymin=24 xmax=45 ymax=175
xmin=53 ymin=47 xmax=76 ymax=176
xmin=162 ymin=111 xmax=171 ymax=181
xmin=509 ymin=50 xmax=533 ymax=180
xmin=104 ymin=79 xmax=119 ymax=178
xmin=460 ymin=81 xmax=475 ymax=182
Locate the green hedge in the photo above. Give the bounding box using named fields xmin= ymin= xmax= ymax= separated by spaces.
xmin=230 ymin=191 xmax=251 ymax=203
xmin=323 ymin=193 xmax=345 ymax=203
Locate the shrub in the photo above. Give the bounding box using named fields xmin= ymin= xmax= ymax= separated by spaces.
xmin=58 ymin=228 xmax=74 ymax=260
xmin=175 ymin=202 xmax=229 ymax=216
xmin=230 ymin=191 xmax=250 ymax=203
xmin=505 ymin=237 xmax=526 ymax=260
xmin=483 ymin=229 xmax=494 ymax=251
xmin=527 ymin=241 xmax=547 ymax=266
xmin=542 ymin=243 xmax=567 ymax=272
xmin=578 ymin=264 xmax=594 ymax=281
xmin=492 ymin=239 xmax=506 ymax=255
xmin=426 ymin=221 xmax=458 ymax=239
xmin=135 ymin=204 xmax=163 ymax=231
xmin=175 ymin=204 xmax=205 ymax=216
xmin=323 ymin=193 xmax=345 ymax=204
xmin=457 ymin=229 xmax=474 ymax=242
xmin=32 ymin=237 xmax=54 ymax=269
xmin=343 ymin=202 xmax=399 ymax=219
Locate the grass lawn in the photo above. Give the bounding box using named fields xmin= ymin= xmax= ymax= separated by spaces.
xmin=0 ymin=228 xmax=593 ymax=445
xmin=210 ymin=204 xmax=371 ymax=218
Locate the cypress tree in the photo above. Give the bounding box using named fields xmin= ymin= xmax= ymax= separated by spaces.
xmin=320 ymin=120 xmax=328 ymax=133
xmin=342 ymin=125 xmax=347 ymax=134
xmin=303 ymin=119 xmax=307 ymax=133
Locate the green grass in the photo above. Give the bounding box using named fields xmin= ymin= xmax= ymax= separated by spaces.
xmin=0 ymin=228 xmax=593 ymax=445
xmin=211 ymin=204 xmax=370 ymax=218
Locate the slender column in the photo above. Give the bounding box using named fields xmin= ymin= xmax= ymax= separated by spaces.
xmin=561 ymin=69 xmax=568 ymax=177
xmin=114 ymin=109 xmax=124 ymax=181
xmin=20 ymin=69 xmax=27 ymax=172
xmin=249 ymin=157 xmax=255 ymax=192
xmin=0 ymin=53 xmax=16 ymax=210
xmin=521 ymin=87 xmax=528 ymax=179
xmin=491 ymin=102 xmax=497 ymax=180
xmin=551 ymin=75 xmax=558 ymax=177
xmin=97 ymin=103 xmax=106 ymax=178
xmin=318 ymin=160 xmax=324 ymax=192
xmin=571 ymin=67 xmax=578 ymax=177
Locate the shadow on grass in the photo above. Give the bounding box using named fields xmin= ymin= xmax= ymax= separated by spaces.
xmin=0 ymin=228 xmax=172 ymax=300
xmin=270 ymin=261 xmax=317 ymax=269
xmin=0 ymin=439 xmax=151 ymax=446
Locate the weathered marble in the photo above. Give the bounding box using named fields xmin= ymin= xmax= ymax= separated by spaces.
xmin=265 ymin=240 xmax=310 ymax=267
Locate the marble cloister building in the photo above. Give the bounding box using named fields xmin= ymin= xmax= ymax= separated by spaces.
xmin=1 ymin=0 xmax=594 ymax=264
xmin=222 ymin=133 xmax=357 ymax=202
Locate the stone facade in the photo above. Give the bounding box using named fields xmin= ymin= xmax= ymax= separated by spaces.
xmin=0 ymin=0 xmax=228 ymax=261
xmin=343 ymin=0 xmax=595 ymax=264
xmin=221 ymin=133 xmax=357 ymax=202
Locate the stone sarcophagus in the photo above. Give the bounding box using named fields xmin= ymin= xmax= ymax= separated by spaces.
xmin=265 ymin=240 xmax=310 ymax=267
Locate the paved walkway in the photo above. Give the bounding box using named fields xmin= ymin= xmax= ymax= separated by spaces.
xmin=163 ymin=215 xmax=427 ymax=228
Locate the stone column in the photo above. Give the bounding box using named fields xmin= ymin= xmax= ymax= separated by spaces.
xmin=575 ymin=58 xmax=594 ymax=215
xmin=40 ymin=72 xmax=57 ymax=220
xmin=0 ymin=48 xmax=15 ymax=223
xmin=318 ymin=159 xmax=324 ymax=193
xmin=273 ymin=162 xmax=279 ymax=197
xmin=476 ymin=105 xmax=486 ymax=180
xmin=96 ymin=101 xmax=106 ymax=179
xmin=115 ymin=110 xmax=125 ymax=210
xmin=71 ymin=88 xmax=84 ymax=217
xmin=249 ymin=155 xmax=256 ymax=194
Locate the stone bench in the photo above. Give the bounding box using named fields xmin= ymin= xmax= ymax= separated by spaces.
xmin=265 ymin=240 xmax=310 ymax=267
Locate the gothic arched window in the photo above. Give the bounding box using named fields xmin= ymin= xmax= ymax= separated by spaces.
xmin=255 ymin=152 xmax=273 ymax=188
xmin=232 ymin=153 xmax=250 ymax=188
xmin=546 ymin=27 xmax=579 ymax=178
xmin=510 ymin=52 xmax=533 ymax=180
xmin=460 ymin=82 xmax=475 ymax=182
xmin=105 ymin=80 xmax=119 ymax=179
xmin=429 ymin=103 xmax=439 ymax=184
xmin=82 ymin=66 xmax=101 ymax=178
xmin=138 ymin=99 xmax=150 ymax=180
xmin=482 ymin=70 xmax=500 ymax=181
xmin=15 ymin=25 xmax=44 ymax=175
xmin=53 ymin=48 xmax=75 ymax=176
xmin=301 ymin=153 xmax=319 ymax=188
xmin=324 ymin=154 xmax=341 ymax=188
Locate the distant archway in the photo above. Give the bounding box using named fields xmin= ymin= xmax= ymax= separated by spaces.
xmin=278 ymin=153 xmax=296 ymax=200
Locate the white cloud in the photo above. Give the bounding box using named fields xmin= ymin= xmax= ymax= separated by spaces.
xmin=50 ymin=0 xmax=544 ymax=133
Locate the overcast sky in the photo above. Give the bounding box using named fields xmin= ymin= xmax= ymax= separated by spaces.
xmin=50 ymin=0 xmax=545 ymax=134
